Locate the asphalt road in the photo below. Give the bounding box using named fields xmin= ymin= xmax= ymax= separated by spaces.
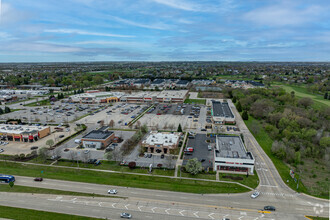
xmin=7 ymin=175 xmax=329 ymax=220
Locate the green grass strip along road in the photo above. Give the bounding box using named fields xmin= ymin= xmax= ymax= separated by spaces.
xmin=184 ymin=98 xmax=206 ymax=105
xmin=0 ymin=161 xmax=249 ymax=194
xmin=0 ymin=184 xmax=112 ymax=198
xmin=0 ymin=205 xmax=103 ymax=220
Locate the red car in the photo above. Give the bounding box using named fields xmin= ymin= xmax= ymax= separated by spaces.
xmin=34 ymin=177 xmax=43 ymax=182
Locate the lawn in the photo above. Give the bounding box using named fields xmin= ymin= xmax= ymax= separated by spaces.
xmin=218 ymin=171 xmax=259 ymax=189
xmin=184 ymin=98 xmax=206 ymax=105
xmin=274 ymin=83 xmax=329 ymax=109
xmin=0 ymin=185 xmax=110 ymax=198
xmin=305 ymin=216 xmax=329 ymax=220
xmin=0 ymin=205 xmax=102 ymax=220
xmin=177 ymin=167 xmax=216 ymax=180
xmin=244 ymin=116 xmax=308 ymax=193
xmin=49 ymin=160 xmax=175 ymax=176
xmin=24 ymin=99 xmax=50 ymax=107
xmin=0 ymin=161 xmax=249 ymax=194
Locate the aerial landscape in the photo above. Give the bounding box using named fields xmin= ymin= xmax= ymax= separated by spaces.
xmin=0 ymin=0 xmax=329 ymax=220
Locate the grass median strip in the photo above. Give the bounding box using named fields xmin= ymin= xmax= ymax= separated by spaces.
xmin=0 ymin=205 xmax=103 ymax=220
xmin=0 ymin=185 xmax=111 ymax=198
xmin=0 ymin=161 xmax=249 ymax=194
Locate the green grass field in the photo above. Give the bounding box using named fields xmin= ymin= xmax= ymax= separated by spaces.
xmin=305 ymin=216 xmax=329 ymax=220
xmin=24 ymin=99 xmax=50 ymax=107
xmin=184 ymin=99 xmax=206 ymax=105
xmin=273 ymin=83 xmax=329 ymax=109
xmin=0 ymin=205 xmax=102 ymax=220
xmin=0 ymin=184 xmax=110 ymax=198
xmin=0 ymin=161 xmax=249 ymax=194
xmin=219 ymin=171 xmax=259 ymax=189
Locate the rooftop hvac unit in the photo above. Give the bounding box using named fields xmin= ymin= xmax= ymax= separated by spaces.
xmin=229 ymin=141 xmax=233 ymax=145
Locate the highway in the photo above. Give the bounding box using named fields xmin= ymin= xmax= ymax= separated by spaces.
xmin=2 ymin=175 xmax=327 ymax=220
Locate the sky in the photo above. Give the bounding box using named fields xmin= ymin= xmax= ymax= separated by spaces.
xmin=0 ymin=0 xmax=329 ymax=62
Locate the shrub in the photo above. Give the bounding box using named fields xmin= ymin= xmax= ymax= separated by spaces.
xmin=128 ymin=161 xmax=136 ymax=169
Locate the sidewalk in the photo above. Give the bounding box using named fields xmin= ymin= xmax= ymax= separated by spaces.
xmin=174 ymin=131 xmax=188 ymax=177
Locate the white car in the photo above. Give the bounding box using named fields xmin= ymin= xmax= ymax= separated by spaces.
xmin=84 ymin=150 xmax=90 ymax=154
xmin=120 ymin=213 xmax=131 ymax=219
xmin=108 ymin=189 xmax=117 ymax=194
xmin=251 ymin=191 xmax=260 ymax=199
xmin=0 ymin=149 xmax=4 ymax=153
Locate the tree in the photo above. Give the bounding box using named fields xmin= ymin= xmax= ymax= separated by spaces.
xmin=0 ymin=108 xmax=3 ymax=115
xmin=128 ymin=161 xmax=136 ymax=169
xmin=38 ymin=147 xmax=49 ymax=162
xmin=104 ymin=152 xmax=113 ymax=161
xmin=177 ymin=124 xmax=183 ymax=132
xmin=236 ymin=101 xmax=242 ymax=112
xmin=9 ymin=181 xmax=14 ymax=188
xmin=232 ymin=96 xmax=237 ymax=103
xmin=324 ymin=92 xmax=328 ymax=100
xmin=4 ymin=106 xmax=10 ymax=113
xmin=46 ymin=139 xmax=54 ymax=148
xmin=242 ymin=111 xmax=249 ymax=120
xmin=290 ymin=91 xmax=295 ymax=98
xmin=298 ymin=97 xmax=313 ymax=108
xmin=109 ymin=120 xmax=115 ymax=128
xmin=185 ymin=158 xmax=202 ymax=175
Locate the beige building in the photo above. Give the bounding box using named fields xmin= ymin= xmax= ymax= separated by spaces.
xmin=0 ymin=124 xmax=51 ymax=142
xmin=142 ymin=131 xmax=181 ymax=154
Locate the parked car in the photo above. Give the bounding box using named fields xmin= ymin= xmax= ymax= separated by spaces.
xmin=161 ymin=154 xmax=165 ymax=159
xmin=148 ymin=154 xmax=152 ymax=158
xmin=120 ymin=213 xmax=132 ymax=219
xmin=59 ymin=135 xmax=65 ymax=138
xmin=0 ymin=149 xmax=4 ymax=153
xmin=84 ymin=150 xmax=90 ymax=154
xmin=64 ymin=148 xmax=70 ymax=152
xmin=251 ymin=191 xmax=260 ymax=199
xmin=51 ymin=155 xmax=61 ymax=160
xmin=108 ymin=189 xmax=117 ymax=194
xmin=34 ymin=177 xmax=43 ymax=182
xmin=264 ymin=206 xmax=276 ymax=211
xmin=94 ymin=160 xmax=101 ymax=166
xmin=30 ymin=146 xmax=38 ymax=150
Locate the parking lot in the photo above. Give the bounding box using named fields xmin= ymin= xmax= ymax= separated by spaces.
xmin=1 ymin=101 xmax=106 ymax=125
xmin=182 ymin=133 xmax=215 ymax=170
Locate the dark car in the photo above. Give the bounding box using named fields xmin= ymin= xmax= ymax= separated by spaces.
xmin=161 ymin=154 xmax=165 ymax=159
xmin=34 ymin=177 xmax=43 ymax=182
xmin=30 ymin=146 xmax=38 ymax=150
xmin=59 ymin=135 xmax=65 ymax=138
xmin=264 ymin=206 xmax=276 ymax=211
xmin=148 ymin=154 xmax=152 ymax=158
xmin=201 ymin=128 xmax=207 ymax=131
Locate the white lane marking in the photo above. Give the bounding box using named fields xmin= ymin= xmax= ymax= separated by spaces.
xmin=193 ymin=211 xmax=199 ymax=218
xmin=240 ymin=212 xmax=247 ymax=215
xmin=125 ymin=204 xmax=130 ymax=210
xmin=98 ymin=202 xmax=103 ymax=207
xmin=138 ymin=206 xmax=143 ymax=211
xmin=259 ymin=185 xmax=278 ymax=188
xmin=112 ymin=203 xmax=117 ymax=208
xmin=208 ymin=213 xmax=215 ymax=219
xmin=165 ymin=208 xmax=171 ymax=214
xmin=151 ymin=207 xmax=157 ymax=213
xmin=47 ymin=196 xmax=63 ymax=201
xmin=179 ymin=210 xmax=185 ymax=216
xmin=238 ymin=216 xmax=244 ymax=220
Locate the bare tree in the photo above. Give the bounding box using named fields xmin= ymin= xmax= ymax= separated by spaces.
xmin=109 ymin=120 xmax=115 ymax=128
xmin=164 ymin=155 xmax=174 ymax=169
xmin=69 ymin=150 xmax=77 ymax=161
xmin=112 ymin=147 xmax=123 ymax=163
xmin=168 ymin=124 xmax=174 ymax=131
xmin=82 ymin=151 xmax=91 ymax=164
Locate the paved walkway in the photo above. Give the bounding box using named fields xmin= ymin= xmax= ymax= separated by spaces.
xmin=174 ymin=131 xmax=188 ymax=177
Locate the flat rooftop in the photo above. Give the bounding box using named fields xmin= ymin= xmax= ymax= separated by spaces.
xmin=0 ymin=124 xmax=48 ymax=135
xmin=82 ymin=130 xmax=113 ymax=140
xmin=143 ymin=131 xmax=180 ymax=147
xmin=215 ymin=135 xmax=252 ymax=159
xmin=212 ymin=101 xmax=234 ymax=118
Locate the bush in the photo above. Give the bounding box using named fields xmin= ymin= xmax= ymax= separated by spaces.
xmin=128 ymin=161 xmax=136 ymax=169
xmin=157 ymin=163 xmax=163 ymax=168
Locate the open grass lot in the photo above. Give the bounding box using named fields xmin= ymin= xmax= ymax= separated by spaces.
xmin=184 ymin=98 xmax=206 ymax=105
xmin=0 ymin=161 xmax=249 ymax=194
xmin=24 ymin=99 xmax=50 ymax=106
xmin=48 ymin=160 xmax=175 ymax=176
xmin=0 ymin=205 xmax=102 ymax=220
xmin=273 ymin=83 xmax=330 ymax=109
xmin=0 ymin=184 xmax=110 ymax=198
xmin=305 ymin=216 xmax=329 ymax=220
xmin=178 ymin=169 xmax=217 ymax=180
xmin=219 ymin=171 xmax=259 ymax=189
xmin=244 ymin=117 xmax=308 ymax=193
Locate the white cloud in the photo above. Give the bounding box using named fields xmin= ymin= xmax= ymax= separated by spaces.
xmin=150 ymin=0 xmax=205 ymax=12
xmin=44 ymin=29 xmax=134 ymax=38
xmin=244 ymin=4 xmax=324 ymax=26
xmin=109 ymin=15 xmax=173 ymax=30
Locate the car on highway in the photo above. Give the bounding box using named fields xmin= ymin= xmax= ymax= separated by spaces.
xmin=34 ymin=177 xmax=43 ymax=182
xmin=108 ymin=189 xmax=117 ymax=194
xmin=251 ymin=191 xmax=260 ymax=199
xmin=263 ymin=205 xmax=276 ymax=211
xmin=0 ymin=149 xmax=4 ymax=153
xmin=120 ymin=213 xmax=132 ymax=219
xmin=84 ymin=150 xmax=90 ymax=154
